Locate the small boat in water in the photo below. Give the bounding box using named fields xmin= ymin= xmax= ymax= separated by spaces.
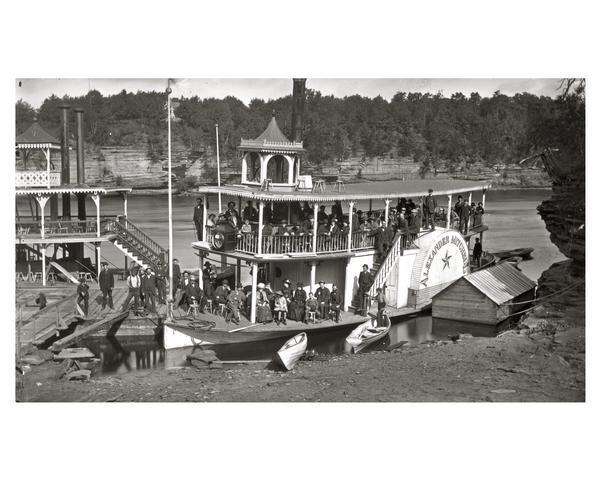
xmin=492 ymin=247 xmax=534 ymax=260
xmin=345 ymin=315 xmax=391 ymax=353
xmin=276 ymin=333 xmax=308 ymax=370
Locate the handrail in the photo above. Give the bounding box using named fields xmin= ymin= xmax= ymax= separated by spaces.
xmin=368 ymin=232 xmax=409 ymax=296
xmin=106 ymin=216 xmax=168 ymax=268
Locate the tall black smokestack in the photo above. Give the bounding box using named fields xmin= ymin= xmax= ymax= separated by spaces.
xmin=291 ymin=78 xmax=306 ymax=142
xmin=75 ymin=108 xmax=85 ymax=184
xmin=75 ymin=108 xmax=87 ymax=222
xmin=59 ymin=105 xmax=71 ymax=220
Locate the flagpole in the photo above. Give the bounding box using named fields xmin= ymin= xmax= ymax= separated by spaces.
xmin=215 ymin=123 xmax=222 ymax=213
xmin=166 ymin=80 xmax=174 ymax=317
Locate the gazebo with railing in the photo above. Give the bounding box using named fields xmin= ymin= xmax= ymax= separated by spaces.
xmin=15 ymin=120 xmax=62 ymax=188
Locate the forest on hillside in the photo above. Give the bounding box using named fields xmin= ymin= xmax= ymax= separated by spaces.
xmin=15 ymin=81 xmax=585 ymax=176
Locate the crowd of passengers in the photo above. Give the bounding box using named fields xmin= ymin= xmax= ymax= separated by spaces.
xmin=194 ymin=189 xmax=485 ymax=259
xmin=172 ymin=259 xmax=346 ymax=325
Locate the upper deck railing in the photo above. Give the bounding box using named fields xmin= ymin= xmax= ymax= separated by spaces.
xmin=15 ymin=170 xmax=61 ymax=188
xmin=15 ymin=216 xmax=114 ymax=238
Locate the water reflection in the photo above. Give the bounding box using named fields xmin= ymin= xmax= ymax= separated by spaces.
xmin=79 ymin=336 xmax=164 ymax=375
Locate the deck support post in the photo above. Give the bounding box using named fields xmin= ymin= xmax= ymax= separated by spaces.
xmin=202 ymin=194 xmax=207 ymax=242
xmin=310 ymin=261 xmax=316 ymax=293
xmin=347 ymin=201 xmax=355 ymax=252
xmin=41 ymin=245 xmax=47 ymax=286
xmin=384 ymin=199 xmax=390 ymax=225
xmin=482 ymin=189 xmax=486 ymax=209
xmin=35 ymin=195 xmax=49 ymax=239
xmin=120 ymin=191 xmax=128 ymax=273
xmin=312 ymin=203 xmax=318 ymax=255
xmin=258 ymin=201 xmax=264 ymax=255
xmin=287 ymin=202 xmax=291 ymax=224
xmin=236 ymin=259 xmax=241 ymax=286
xmin=198 ymin=253 xmax=203 ymax=290
xmin=343 ymin=257 xmax=352 ymax=312
xmin=446 ymin=194 xmax=452 ymax=229
xmin=250 ymin=262 xmax=258 ymax=323
xmin=467 ymin=191 xmax=473 ymax=231
xmin=91 ymin=193 xmax=101 ymax=238
xmin=96 ymin=242 xmax=101 ymax=281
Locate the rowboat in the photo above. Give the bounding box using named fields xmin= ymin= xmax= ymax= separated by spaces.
xmin=345 ymin=314 xmax=391 ymax=353
xmin=492 ymin=247 xmax=534 ymax=260
xmin=276 ymin=332 xmax=308 ymax=370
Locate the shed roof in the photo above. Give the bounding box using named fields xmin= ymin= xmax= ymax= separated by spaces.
xmin=16 ymin=122 xmax=60 ymax=147
xmin=463 ymin=263 xmax=536 ymax=305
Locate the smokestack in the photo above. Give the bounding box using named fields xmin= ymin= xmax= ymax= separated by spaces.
xmin=74 ymin=108 xmax=87 ymax=222
xmin=59 ymin=105 xmax=71 ymax=220
xmin=291 ymin=78 xmax=306 ymax=142
xmin=75 ymin=108 xmax=85 ymax=184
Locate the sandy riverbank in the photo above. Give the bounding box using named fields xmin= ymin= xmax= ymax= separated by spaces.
xmin=16 ymin=260 xmax=584 ymax=402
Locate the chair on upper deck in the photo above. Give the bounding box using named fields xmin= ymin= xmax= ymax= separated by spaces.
xmin=312 ymin=179 xmax=326 ymax=192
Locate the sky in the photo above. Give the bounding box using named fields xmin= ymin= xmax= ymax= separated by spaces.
xmin=15 ymin=78 xmax=564 ymax=108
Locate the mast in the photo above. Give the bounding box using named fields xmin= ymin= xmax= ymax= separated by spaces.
xmin=215 ymin=123 xmax=222 ymax=213
xmin=166 ymin=80 xmax=174 ymax=316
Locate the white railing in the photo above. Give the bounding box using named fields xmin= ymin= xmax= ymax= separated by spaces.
xmin=368 ymin=233 xmax=407 ymax=296
xmin=15 ymin=170 xmax=61 ymax=188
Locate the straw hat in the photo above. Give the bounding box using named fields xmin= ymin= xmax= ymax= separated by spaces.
xmin=258 ymin=282 xmax=265 ymax=289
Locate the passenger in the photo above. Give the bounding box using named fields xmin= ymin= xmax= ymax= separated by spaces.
xmin=329 ymin=284 xmax=342 ymax=323
xmin=458 ymin=199 xmax=470 ymax=234
xmin=155 ymin=260 xmax=166 ymax=305
xmin=172 ymin=258 xmax=181 ymax=294
xmin=317 ymin=205 xmax=328 ymax=224
xmin=206 ymin=213 xmax=216 ymax=228
xmin=315 ymin=281 xmax=331 ymax=320
xmin=291 ymin=283 xmax=307 ymax=323
xmin=351 ymin=208 xmax=360 ymax=232
xmin=357 ymin=264 xmax=372 ymax=316
xmin=193 ymin=197 xmax=204 ymax=241
xmin=214 ymin=279 xmax=231 ymax=315
xmin=177 ymin=271 xmax=192 ymax=309
xmin=240 ymin=219 xmax=252 ymax=235
xmin=473 ymin=202 xmax=485 ymax=227
xmin=121 ymin=268 xmax=141 ymax=312
xmin=423 ymin=188 xmax=437 ymax=230
xmin=331 ymin=200 xmax=343 ymax=222
xmin=226 ymin=284 xmax=245 ymax=324
xmin=225 ymin=201 xmax=240 ymax=226
xmin=263 ymin=203 xmax=273 ymax=224
xmin=473 ymin=237 xmax=483 ymax=268
xmin=141 ymin=267 xmax=157 ymax=314
xmin=305 ymin=292 xmax=318 ymax=322
xmin=185 ymin=277 xmax=204 ymax=312
xmin=242 ymin=201 xmax=258 ymax=222
xmin=76 ymin=278 xmax=90 ymax=316
xmin=373 ymin=286 xmax=387 ymax=327
xmin=256 ymin=283 xmax=272 ymax=324
xmin=273 ymin=290 xmax=288 ymax=325
xmin=302 ymin=202 xmax=312 ymax=220
xmin=99 ymin=261 xmax=114 ymax=309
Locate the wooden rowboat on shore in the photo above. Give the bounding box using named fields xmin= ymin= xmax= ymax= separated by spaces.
xmin=276 ymin=333 xmax=307 ymax=370
xmin=345 ymin=315 xmax=391 ymax=353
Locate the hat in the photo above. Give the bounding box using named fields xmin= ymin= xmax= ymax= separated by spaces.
xmin=258 ymin=282 xmax=265 ymax=289
xmin=237 ymin=283 xmax=243 ymax=289
xmin=173 ymin=258 xmax=179 ymax=262
xmin=204 ymin=261 xmax=211 ymax=267
xmin=222 ymin=279 xmax=229 ymax=285
xmin=283 ymin=279 xmax=291 ymax=285
xmin=297 ymin=282 xmax=304 ymax=288
xmin=101 ymin=261 xmax=108 ymax=266
xmin=428 ymin=188 xmax=433 ymax=193
xmin=275 ymin=290 xmax=283 ymax=295
xmin=363 ymin=264 xmax=369 ymax=268
xmin=319 ymin=280 xmax=325 ymax=284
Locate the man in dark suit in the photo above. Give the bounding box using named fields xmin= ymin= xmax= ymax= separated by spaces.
xmin=155 ymin=260 xmax=166 ymax=304
xmin=315 ymin=281 xmax=331 ymax=320
xmin=193 ymin=197 xmax=204 ymax=241
xmin=141 ymin=268 xmax=157 ymax=313
xmin=424 ymin=188 xmax=437 ymax=230
xmin=98 ymin=262 xmax=114 ymax=309
xmin=357 ymin=264 xmax=372 ymax=316
xmin=242 ymin=201 xmax=258 ymax=222
xmin=172 ymin=258 xmax=181 ymax=295
xmin=185 ymin=278 xmax=204 ymax=311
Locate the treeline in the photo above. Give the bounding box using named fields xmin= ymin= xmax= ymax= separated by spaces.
xmin=15 ymin=83 xmax=584 ymax=174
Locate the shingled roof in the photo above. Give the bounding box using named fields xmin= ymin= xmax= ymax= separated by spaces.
xmin=238 ymin=115 xmax=304 ymax=153
xmin=16 ymin=121 xmax=60 ymax=147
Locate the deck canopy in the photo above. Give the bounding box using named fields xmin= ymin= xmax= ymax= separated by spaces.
xmin=16 ymin=121 xmax=61 ymax=150
xmin=198 ymin=179 xmax=491 ymax=203
xmin=238 ymin=115 xmax=305 ymax=154
xmin=15 ymin=186 xmax=132 ymax=196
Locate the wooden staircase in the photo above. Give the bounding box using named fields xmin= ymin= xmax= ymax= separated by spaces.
xmin=105 ymin=216 xmax=168 ymax=271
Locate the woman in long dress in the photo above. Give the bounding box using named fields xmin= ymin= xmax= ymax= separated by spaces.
xmin=290 ymin=283 xmax=306 ymax=323
xmin=256 ymin=283 xmax=272 ymax=324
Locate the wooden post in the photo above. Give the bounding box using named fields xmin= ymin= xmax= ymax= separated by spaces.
xmin=36 ymin=195 xmax=49 ymax=240
xmin=347 ymin=201 xmax=354 ymax=252
xmin=91 ymin=193 xmax=101 ymax=238
xmin=446 ymin=194 xmax=452 ymax=229
xmin=122 ymin=192 xmax=128 ymax=274
xmin=238 ymin=196 xmax=242 ymax=218
xmin=258 ymin=201 xmax=264 ymax=255
xmin=312 ymin=203 xmax=318 ymax=254
xmin=198 ymin=253 xmax=203 ymax=290
xmin=343 ymin=257 xmax=352 ymax=312
xmin=482 ymin=189 xmax=486 ymax=209
xmin=96 ymin=243 xmax=101 ymax=281
xmin=467 ymin=191 xmax=473 ymax=231
xmin=236 ymin=259 xmax=241 ymax=286
xmin=310 ymin=261 xmax=316 ymax=293
xmin=250 ymin=262 xmax=258 ymax=323
xmin=41 ymin=245 xmax=47 ymax=286
xmin=202 ymin=193 xmax=207 ymax=242
xmin=45 ymin=148 xmax=51 ymax=188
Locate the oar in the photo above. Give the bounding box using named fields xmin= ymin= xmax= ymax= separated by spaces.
xmin=228 ymin=323 xmax=263 ymax=333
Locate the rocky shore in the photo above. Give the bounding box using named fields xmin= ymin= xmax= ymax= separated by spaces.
xmin=16 ymin=262 xmax=584 ymax=403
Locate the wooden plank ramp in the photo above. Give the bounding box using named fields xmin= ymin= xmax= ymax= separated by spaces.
xmin=49 ymin=261 xmax=80 ymax=284
xmin=51 ymin=310 xmax=130 ymax=352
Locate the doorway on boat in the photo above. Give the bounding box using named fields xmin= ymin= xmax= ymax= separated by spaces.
xmin=266 ymin=155 xmax=289 ymax=184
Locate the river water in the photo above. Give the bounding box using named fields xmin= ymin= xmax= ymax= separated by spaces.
xmin=73 ymin=188 xmax=565 ymax=374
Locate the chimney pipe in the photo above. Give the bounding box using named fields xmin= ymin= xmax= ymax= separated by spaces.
xmin=59 ymin=105 xmax=71 ymax=220
xmin=75 ymin=108 xmax=85 ymax=184
xmin=291 ymin=78 xmax=306 ymax=142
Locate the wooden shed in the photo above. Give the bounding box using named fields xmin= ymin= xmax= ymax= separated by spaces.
xmin=432 ymin=263 xmax=536 ymax=325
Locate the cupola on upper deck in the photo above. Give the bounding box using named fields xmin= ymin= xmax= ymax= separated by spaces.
xmin=238 ymin=114 xmax=305 ymax=190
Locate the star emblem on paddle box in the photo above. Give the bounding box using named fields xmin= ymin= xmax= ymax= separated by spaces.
xmin=441 ymin=251 xmax=452 ymax=270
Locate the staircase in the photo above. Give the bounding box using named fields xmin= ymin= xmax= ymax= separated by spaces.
xmin=349 ymin=230 xmax=420 ymax=312
xmin=105 ymin=216 xmax=168 ymax=271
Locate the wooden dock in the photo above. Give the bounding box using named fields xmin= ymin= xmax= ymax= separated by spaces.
xmin=51 ymin=310 xmax=130 ymax=351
